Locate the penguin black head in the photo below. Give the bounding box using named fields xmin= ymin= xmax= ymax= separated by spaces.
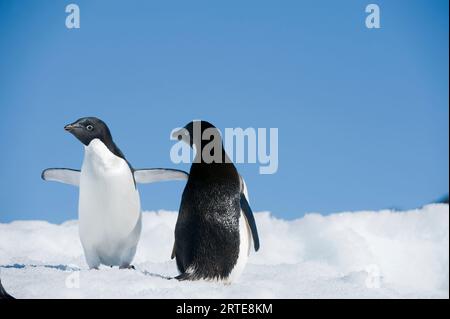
xmin=173 ymin=120 xmax=221 ymax=148
xmin=173 ymin=120 xmax=232 ymax=165
xmin=64 ymin=117 xmax=113 ymax=146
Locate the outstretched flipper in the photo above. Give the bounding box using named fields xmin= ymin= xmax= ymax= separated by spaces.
xmin=240 ymin=194 xmax=260 ymax=251
xmin=41 ymin=168 xmax=188 ymax=187
xmin=41 ymin=168 xmax=80 ymax=186
xmin=0 ymin=278 xmax=14 ymax=300
xmin=134 ymin=168 xmax=188 ymax=184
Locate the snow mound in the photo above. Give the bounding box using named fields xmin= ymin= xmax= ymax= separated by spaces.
xmin=0 ymin=204 xmax=448 ymax=298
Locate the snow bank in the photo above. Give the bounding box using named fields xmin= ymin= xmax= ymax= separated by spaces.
xmin=0 ymin=204 xmax=448 ymax=298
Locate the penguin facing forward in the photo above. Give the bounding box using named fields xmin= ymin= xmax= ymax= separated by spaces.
xmin=42 ymin=117 xmax=188 ymax=269
xmin=171 ymin=120 xmax=260 ymax=283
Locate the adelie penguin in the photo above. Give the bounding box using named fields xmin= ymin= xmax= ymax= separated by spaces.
xmin=42 ymin=117 xmax=188 ymax=269
xmin=171 ymin=120 xmax=260 ymax=283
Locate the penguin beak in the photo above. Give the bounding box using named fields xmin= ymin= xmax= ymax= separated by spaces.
xmin=64 ymin=123 xmax=81 ymax=132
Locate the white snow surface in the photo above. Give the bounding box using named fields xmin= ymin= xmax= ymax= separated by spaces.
xmin=0 ymin=204 xmax=448 ymax=299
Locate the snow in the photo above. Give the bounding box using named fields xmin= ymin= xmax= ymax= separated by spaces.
xmin=0 ymin=204 xmax=448 ymax=299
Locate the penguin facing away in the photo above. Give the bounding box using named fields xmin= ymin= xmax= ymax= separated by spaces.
xmin=42 ymin=117 xmax=188 ymax=269
xmin=171 ymin=120 xmax=260 ymax=283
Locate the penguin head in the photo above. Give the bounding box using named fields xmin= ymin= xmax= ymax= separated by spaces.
xmin=64 ymin=117 xmax=113 ymax=146
xmin=173 ymin=120 xmax=230 ymax=164
xmin=173 ymin=120 xmax=222 ymax=149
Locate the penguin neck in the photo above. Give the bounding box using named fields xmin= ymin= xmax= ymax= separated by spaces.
xmin=191 ymin=146 xmax=238 ymax=181
xmin=190 ymin=162 xmax=238 ymax=182
xmin=192 ymin=141 xmax=230 ymax=164
xmin=100 ymin=136 xmax=126 ymax=161
xmin=84 ymin=139 xmax=129 ymax=168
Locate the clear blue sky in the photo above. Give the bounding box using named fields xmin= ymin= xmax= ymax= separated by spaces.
xmin=0 ymin=0 xmax=448 ymax=223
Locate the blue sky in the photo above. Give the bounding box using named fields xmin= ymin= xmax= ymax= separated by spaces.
xmin=0 ymin=0 xmax=448 ymax=223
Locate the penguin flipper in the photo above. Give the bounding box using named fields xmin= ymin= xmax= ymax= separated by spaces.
xmin=171 ymin=243 xmax=176 ymax=260
xmin=240 ymin=193 xmax=260 ymax=252
xmin=134 ymin=168 xmax=188 ymax=184
xmin=41 ymin=168 xmax=80 ymax=187
xmin=0 ymin=279 xmax=14 ymax=300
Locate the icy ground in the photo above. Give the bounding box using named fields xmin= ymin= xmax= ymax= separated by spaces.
xmin=0 ymin=204 xmax=448 ymax=299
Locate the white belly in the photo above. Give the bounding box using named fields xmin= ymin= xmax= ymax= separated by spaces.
xmin=79 ymin=139 xmax=141 ymax=268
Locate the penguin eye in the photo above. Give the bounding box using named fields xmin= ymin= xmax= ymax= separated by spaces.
xmin=86 ymin=125 xmax=94 ymax=131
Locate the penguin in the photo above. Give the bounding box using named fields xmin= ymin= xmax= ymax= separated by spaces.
xmin=0 ymin=277 xmax=14 ymax=300
xmin=171 ymin=120 xmax=260 ymax=283
xmin=42 ymin=117 xmax=188 ymax=269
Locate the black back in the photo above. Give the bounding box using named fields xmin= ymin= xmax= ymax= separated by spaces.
xmin=174 ymin=121 xmax=242 ymax=280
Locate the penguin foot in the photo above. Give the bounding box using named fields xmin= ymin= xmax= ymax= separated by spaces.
xmin=175 ymin=272 xmax=195 ymax=281
xmin=119 ymin=264 xmax=135 ymax=270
